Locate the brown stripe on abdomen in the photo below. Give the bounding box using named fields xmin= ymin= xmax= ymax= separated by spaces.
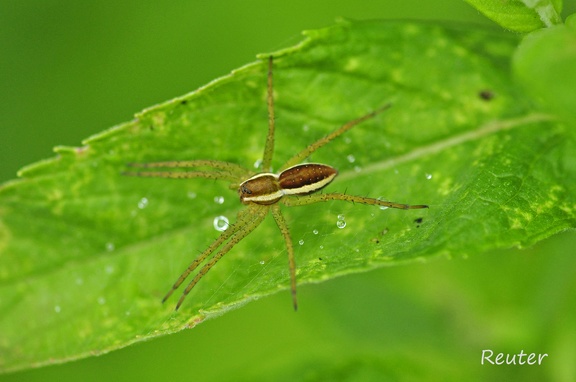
xmin=279 ymin=164 xmax=337 ymax=195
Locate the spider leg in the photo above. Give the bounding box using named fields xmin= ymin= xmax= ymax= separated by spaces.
xmin=127 ymin=159 xmax=249 ymax=175
xmin=174 ymin=205 xmax=269 ymax=310
xmin=124 ymin=159 xmax=250 ymax=182
xmin=123 ymin=170 xmax=240 ymax=183
xmin=281 ymin=193 xmax=428 ymax=210
xmin=280 ymin=104 xmax=392 ymax=171
xmin=162 ymin=208 xmax=246 ymax=304
xmin=270 ymin=204 xmax=298 ymax=311
xmin=262 ymin=55 xmax=276 ymax=172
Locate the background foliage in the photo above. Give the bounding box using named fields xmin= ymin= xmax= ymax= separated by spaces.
xmin=1 ymin=1 xmax=576 ymax=381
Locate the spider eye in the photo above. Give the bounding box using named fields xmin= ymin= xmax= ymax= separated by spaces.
xmin=242 ymin=185 xmax=252 ymax=195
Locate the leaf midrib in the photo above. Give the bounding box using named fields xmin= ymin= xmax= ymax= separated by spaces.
xmin=337 ymin=113 xmax=555 ymax=182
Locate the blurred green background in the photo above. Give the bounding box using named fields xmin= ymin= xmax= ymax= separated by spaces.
xmin=2 ymin=1 xmax=575 ymax=381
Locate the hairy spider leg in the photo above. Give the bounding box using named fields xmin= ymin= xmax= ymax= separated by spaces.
xmin=262 ymin=55 xmax=276 ymax=173
xmin=280 ymin=103 xmax=392 ymax=171
xmin=270 ymin=204 xmax=298 ymax=311
xmin=123 ymin=160 xmax=250 ymax=184
xmin=174 ymin=205 xmax=269 ymax=310
xmin=281 ymin=193 xmax=429 ymax=210
xmin=161 ymin=207 xmax=247 ymax=304
xmin=268 ymin=192 xmax=427 ymax=313
xmin=126 ymin=159 xmax=249 ymax=173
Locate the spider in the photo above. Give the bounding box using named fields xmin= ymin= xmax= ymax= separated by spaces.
xmin=125 ymin=56 xmax=428 ymax=311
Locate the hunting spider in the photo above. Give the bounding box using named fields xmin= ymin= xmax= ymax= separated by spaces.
xmin=125 ymin=56 xmax=428 ymax=311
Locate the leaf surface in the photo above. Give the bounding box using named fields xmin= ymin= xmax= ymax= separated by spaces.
xmin=464 ymin=0 xmax=563 ymax=32
xmin=0 ymin=20 xmax=574 ymax=372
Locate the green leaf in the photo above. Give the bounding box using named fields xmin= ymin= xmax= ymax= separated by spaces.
xmin=513 ymin=13 xmax=576 ymax=124
xmin=1 ymin=19 xmax=575 ymax=372
xmin=464 ymin=0 xmax=563 ymax=32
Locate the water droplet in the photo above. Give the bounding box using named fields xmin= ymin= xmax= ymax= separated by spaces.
xmin=54 ymin=305 xmax=61 ymax=313
xmin=353 ymin=166 xmax=362 ymax=173
xmin=105 ymin=265 xmax=114 ymax=274
xmin=298 ymin=239 xmax=305 ymax=245
xmin=313 ymin=229 xmax=319 ymax=235
xmin=214 ymin=196 xmax=225 ymax=204
xmin=302 ymin=124 xmax=310 ymax=132
xmin=259 ymin=260 xmax=265 ymax=265
xmin=336 ymin=214 xmax=347 ymax=228
xmin=254 ymin=159 xmax=263 ymax=169
xmin=344 ymin=137 xmax=352 ymax=144
xmin=137 ymin=197 xmax=149 ymax=209
xmin=319 ymin=245 xmax=324 ymax=250
xmin=187 ymin=191 xmax=197 ymax=199
xmin=105 ymin=242 xmax=115 ymax=252
xmin=97 ymin=297 xmax=106 ymax=305
xmin=346 ymin=154 xmax=356 ymax=163
xmin=425 ymin=173 xmax=433 ymax=180
xmin=213 ymin=215 xmax=229 ymax=231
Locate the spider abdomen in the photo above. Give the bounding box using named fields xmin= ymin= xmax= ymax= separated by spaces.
xmin=239 ymin=163 xmax=337 ymax=205
xmin=279 ymin=164 xmax=337 ymax=196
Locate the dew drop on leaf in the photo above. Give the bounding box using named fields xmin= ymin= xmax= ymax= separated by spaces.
xmin=137 ymin=197 xmax=149 ymax=209
xmin=337 ymin=214 xmax=346 ymax=228
xmin=213 ymin=215 xmax=229 ymax=232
